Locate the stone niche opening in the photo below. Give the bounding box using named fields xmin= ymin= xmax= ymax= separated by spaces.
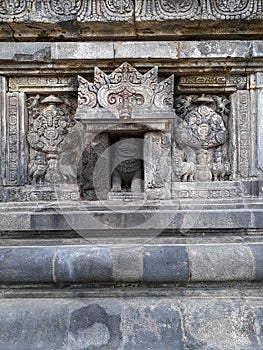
xmin=76 ymin=62 xmax=175 ymax=201
xmin=108 ymin=131 xmax=145 ymax=198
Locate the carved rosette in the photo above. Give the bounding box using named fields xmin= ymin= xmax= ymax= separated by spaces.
xmin=0 ymin=0 xmax=29 ymax=20
xmin=173 ymin=94 xmax=231 ymax=182
xmin=136 ymin=0 xmax=200 ymax=20
xmin=77 ymin=62 xmax=174 ymax=119
xmin=208 ymin=0 xmax=257 ymax=19
xmin=27 ymin=94 xmax=75 ymax=184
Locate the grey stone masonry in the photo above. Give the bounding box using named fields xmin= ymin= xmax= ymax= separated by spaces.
xmin=0 ymin=240 xmax=262 ymax=284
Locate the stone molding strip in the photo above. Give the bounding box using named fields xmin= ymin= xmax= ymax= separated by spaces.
xmin=0 ymin=243 xmax=261 ymax=284
xmin=1 ymin=41 xmax=263 ymax=62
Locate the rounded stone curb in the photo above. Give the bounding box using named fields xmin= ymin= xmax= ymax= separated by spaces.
xmin=0 ymin=244 xmax=262 ymax=284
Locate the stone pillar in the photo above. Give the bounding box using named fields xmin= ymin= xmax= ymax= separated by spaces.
xmin=3 ymin=91 xmax=27 ymax=186
xmin=254 ymin=73 xmax=263 ymax=175
xmin=230 ymin=90 xmax=251 ymax=180
xmin=0 ymin=76 xmax=6 ymax=186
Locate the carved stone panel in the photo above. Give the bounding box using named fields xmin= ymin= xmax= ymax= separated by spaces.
xmin=77 ymin=62 xmax=174 ymax=120
xmin=27 ymin=94 xmax=77 ymax=185
xmin=173 ymin=94 xmax=231 ymax=183
xmin=144 ymin=131 xmax=171 ymax=199
xmin=0 ymin=76 xmax=6 ymax=186
xmin=3 ymin=92 xmax=26 ymax=186
xmin=207 ymin=0 xmax=258 ymax=19
xmin=80 ymin=133 xmax=110 ymax=200
xmin=136 ymin=0 xmax=200 ymax=20
xmin=231 ymin=90 xmax=251 ymax=179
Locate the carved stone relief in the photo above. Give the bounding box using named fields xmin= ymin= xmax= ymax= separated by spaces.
xmin=178 ymin=75 xmax=247 ymax=93
xmin=173 ymin=94 xmax=231 ymax=183
xmin=0 ymin=0 xmax=29 ymax=20
xmin=136 ymin=0 xmax=200 ymax=20
xmin=76 ymin=62 xmax=174 ymax=200
xmin=4 ymin=92 xmax=26 ymax=186
xmin=27 ymin=94 xmax=77 ymax=185
xmin=78 ymin=62 xmax=174 ymax=119
xmin=80 ymin=133 xmax=110 ymax=200
xmin=0 ymin=0 xmax=261 ymax=22
xmin=207 ymin=0 xmax=257 ymax=19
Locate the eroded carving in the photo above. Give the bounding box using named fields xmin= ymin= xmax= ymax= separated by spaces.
xmin=178 ymin=75 xmax=247 ymax=92
xmin=209 ymin=0 xmax=256 ymax=19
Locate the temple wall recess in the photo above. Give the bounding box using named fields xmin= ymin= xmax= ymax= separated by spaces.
xmin=0 ymin=61 xmax=260 ymax=202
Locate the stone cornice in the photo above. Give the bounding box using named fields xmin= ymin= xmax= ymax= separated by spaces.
xmin=0 ymin=1 xmax=263 ymax=40
xmin=0 ymin=0 xmax=262 ymax=22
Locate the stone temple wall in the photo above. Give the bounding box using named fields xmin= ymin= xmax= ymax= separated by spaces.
xmin=0 ymin=1 xmax=262 ymax=349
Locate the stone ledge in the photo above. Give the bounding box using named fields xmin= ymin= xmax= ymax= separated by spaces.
xmin=0 ymin=293 xmax=262 ymax=350
xmin=0 ymin=203 xmax=261 ymax=232
xmin=0 ymin=242 xmax=262 ymax=284
xmin=1 ymin=41 xmax=263 ymax=62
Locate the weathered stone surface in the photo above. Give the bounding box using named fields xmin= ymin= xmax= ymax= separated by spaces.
xmin=0 ymin=295 xmax=263 ymax=350
xmin=112 ymin=246 xmax=143 ymax=282
xmin=122 ymin=301 xmax=183 ymax=350
xmin=188 ymin=245 xmax=255 ymax=281
xmin=54 ymin=247 xmax=112 ymax=283
xmin=181 ymin=299 xmax=261 ymax=350
xmin=143 ymin=246 xmax=189 ymax=282
xmin=1 ymin=41 xmax=263 ymax=62
xmin=0 ymin=247 xmax=54 ymax=283
xmin=1 ymin=241 xmax=263 ymax=284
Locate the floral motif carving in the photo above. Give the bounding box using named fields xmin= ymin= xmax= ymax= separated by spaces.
xmin=209 ymin=0 xmax=256 ymax=18
xmin=78 ymin=62 xmax=174 ymax=119
xmin=136 ymin=0 xmax=200 ymax=20
xmin=44 ymin=0 xmax=82 ymax=16
xmin=0 ymin=0 xmax=27 ymax=18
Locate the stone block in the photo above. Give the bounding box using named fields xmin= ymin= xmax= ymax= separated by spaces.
xmin=54 ymin=247 xmax=112 ymax=283
xmin=188 ymin=244 xmax=255 ymax=281
xmin=0 ymin=300 xmax=69 ymax=350
xmin=179 ymin=40 xmax=252 ymax=59
xmin=180 ymin=299 xmax=261 ymax=350
xmin=30 ymin=213 xmax=72 ymax=231
xmin=51 ymin=42 xmax=115 ymax=60
xmin=249 ymin=244 xmax=263 ymax=280
xmin=0 ymin=247 xmax=54 ymax=283
xmin=122 ymin=301 xmax=183 ymax=350
xmin=113 ymin=41 xmax=179 ymax=59
xmin=143 ymin=246 xmax=189 ymax=282
xmin=112 ymin=246 xmax=143 ymax=282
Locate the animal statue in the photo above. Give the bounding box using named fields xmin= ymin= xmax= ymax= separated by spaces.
xmin=172 ymin=156 xmax=196 ymax=182
xmin=29 ymin=153 xmax=47 ymax=185
xmin=111 ymin=137 xmax=142 ymax=192
xmin=211 ymin=149 xmax=231 ymax=181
